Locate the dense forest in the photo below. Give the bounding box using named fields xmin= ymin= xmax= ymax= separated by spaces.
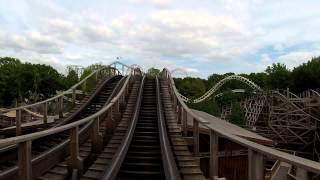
xmin=1 ymin=56 xmax=320 ymax=125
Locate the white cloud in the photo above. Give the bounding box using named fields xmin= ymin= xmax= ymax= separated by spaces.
xmin=278 ymin=51 xmax=320 ymax=69
xmin=0 ymin=31 xmax=63 ymax=54
xmin=1 ymin=0 xmax=320 ymax=76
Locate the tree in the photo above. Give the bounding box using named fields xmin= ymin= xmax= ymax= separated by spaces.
xmin=265 ymin=63 xmax=291 ymax=89
xmin=0 ymin=57 xmax=66 ymax=106
xmin=146 ymin=68 xmax=161 ymax=77
xmin=290 ymin=57 xmax=320 ymax=93
xmin=65 ymin=67 xmax=79 ymax=88
xmin=229 ymin=102 xmax=245 ymax=126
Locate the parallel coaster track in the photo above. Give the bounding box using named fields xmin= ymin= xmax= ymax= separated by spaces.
xmin=0 ymin=67 xmax=143 ymax=179
xmin=0 ymin=61 xmax=132 ymax=134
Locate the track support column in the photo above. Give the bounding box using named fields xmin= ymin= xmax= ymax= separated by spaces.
xmin=68 ymin=126 xmax=83 ymax=177
xmin=182 ymin=109 xmax=188 ymax=137
xmin=72 ymin=88 xmax=76 ymax=107
xmin=210 ymin=130 xmax=219 ymax=179
xmin=18 ymin=140 xmax=32 ymax=180
xmin=177 ymin=104 xmax=181 ymax=124
xmin=248 ymin=149 xmax=264 ymax=180
xmin=193 ymin=118 xmax=199 ymax=156
xmin=91 ymin=117 xmax=103 ymax=154
xmin=16 ymin=109 xmax=22 ymax=136
xmin=105 ymin=108 xmax=114 ymax=143
xmin=43 ymin=102 xmax=48 ymax=124
xmin=58 ymin=96 xmax=63 ymax=118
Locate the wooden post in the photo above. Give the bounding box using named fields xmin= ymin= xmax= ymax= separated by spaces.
xmin=16 ymin=109 xmax=22 ymax=136
xmin=114 ymin=102 xmax=120 ymax=123
xmin=59 ymin=96 xmax=63 ymax=118
xmin=210 ymin=130 xmax=219 ymax=179
xmin=82 ymin=81 xmax=87 ymax=94
xmin=43 ymin=102 xmax=48 ymax=124
xmin=18 ymin=140 xmax=32 ymax=180
xmin=105 ymin=108 xmax=114 ymax=142
xmin=248 ymin=149 xmax=264 ymax=180
xmin=173 ymin=96 xmax=177 ymax=113
xmin=68 ymin=126 xmax=82 ymax=176
xmin=177 ymin=104 xmax=181 ymax=124
xmin=183 ymin=109 xmax=188 ymax=137
xmin=72 ymin=88 xmax=76 ymax=106
xmin=91 ymin=117 xmax=103 ymax=154
xmin=193 ymin=118 xmax=199 ymax=156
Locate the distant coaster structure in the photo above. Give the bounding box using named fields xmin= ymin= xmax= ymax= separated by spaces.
xmin=177 ymin=74 xmax=320 ymax=159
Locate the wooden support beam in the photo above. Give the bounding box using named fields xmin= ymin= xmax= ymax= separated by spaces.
xmin=68 ymin=126 xmax=82 ymax=176
xmin=193 ymin=118 xmax=199 ymax=156
xmin=18 ymin=140 xmax=32 ymax=180
xmin=183 ymin=109 xmax=188 ymax=137
xmin=177 ymin=104 xmax=181 ymax=124
xmin=16 ymin=109 xmax=22 ymax=136
xmin=59 ymin=96 xmax=63 ymax=118
xmin=91 ymin=117 xmax=103 ymax=154
xmin=105 ymin=108 xmax=114 ymax=143
xmin=248 ymin=149 xmax=264 ymax=180
xmin=43 ymin=102 xmax=48 ymax=124
xmin=72 ymin=88 xmax=76 ymax=106
xmin=210 ymin=130 xmax=219 ymax=179
xmin=82 ymin=81 xmax=87 ymax=94
xmin=173 ymin=96 xmax=177 ymax=114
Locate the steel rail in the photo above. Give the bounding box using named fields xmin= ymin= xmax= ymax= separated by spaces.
xmin=162 ymin=68 xmax=320 ymax=174
xmin=155 ymin=77 xmax=181 ymax=180
xmin=179 ymin=74 xmax=262 ymax=103
xmin=102 ymin=75 xmax=146 ymax=180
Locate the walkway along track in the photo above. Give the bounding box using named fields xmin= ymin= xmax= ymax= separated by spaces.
xmin=0 ymin=75 xmax=124 ymax=179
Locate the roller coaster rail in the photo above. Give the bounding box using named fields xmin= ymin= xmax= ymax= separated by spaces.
xmin=0 ymin=66 xmax=143 ymax=179
xmin=179 ymin=74 xmax=263 ymax=103
xmin=0 ymin=61 xmax=133 ymax=134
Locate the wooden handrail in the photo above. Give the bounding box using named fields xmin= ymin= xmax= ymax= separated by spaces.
xmin=0 ymin=68 xmax=141 ymax=149
xmin=155 ymin=77 xmax=181 ymax=180
xmin=161 ymin=68 xmax=320 ymax=175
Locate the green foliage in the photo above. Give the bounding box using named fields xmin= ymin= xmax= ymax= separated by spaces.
xmin=188 ymin=97 xmax=221 ymax=116
xmin=80 ymin=63 xmax=111 ymax=92
xmin=290 ymin=57 xmax=320 ymax=93
xmin=229 ymin=102 xmax=245 ymax=126
xmin=265 ymin=63 xmax=291 ymax=89
xmin=174 ymin=77 xmax=206 ymax=99
xmin=146 ymin=68 xmax=161 ymax=77
xmin=0 ymin=57 xmax=66 ymax=106
xmin=80 ymin=63 xmax=108 ymax=80
xmin=65 ymin=66 xmax=79 ymax=88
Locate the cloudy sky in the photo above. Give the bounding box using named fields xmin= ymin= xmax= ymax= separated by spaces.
xmin=0 ymin=0 xmax=320 ymax=77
